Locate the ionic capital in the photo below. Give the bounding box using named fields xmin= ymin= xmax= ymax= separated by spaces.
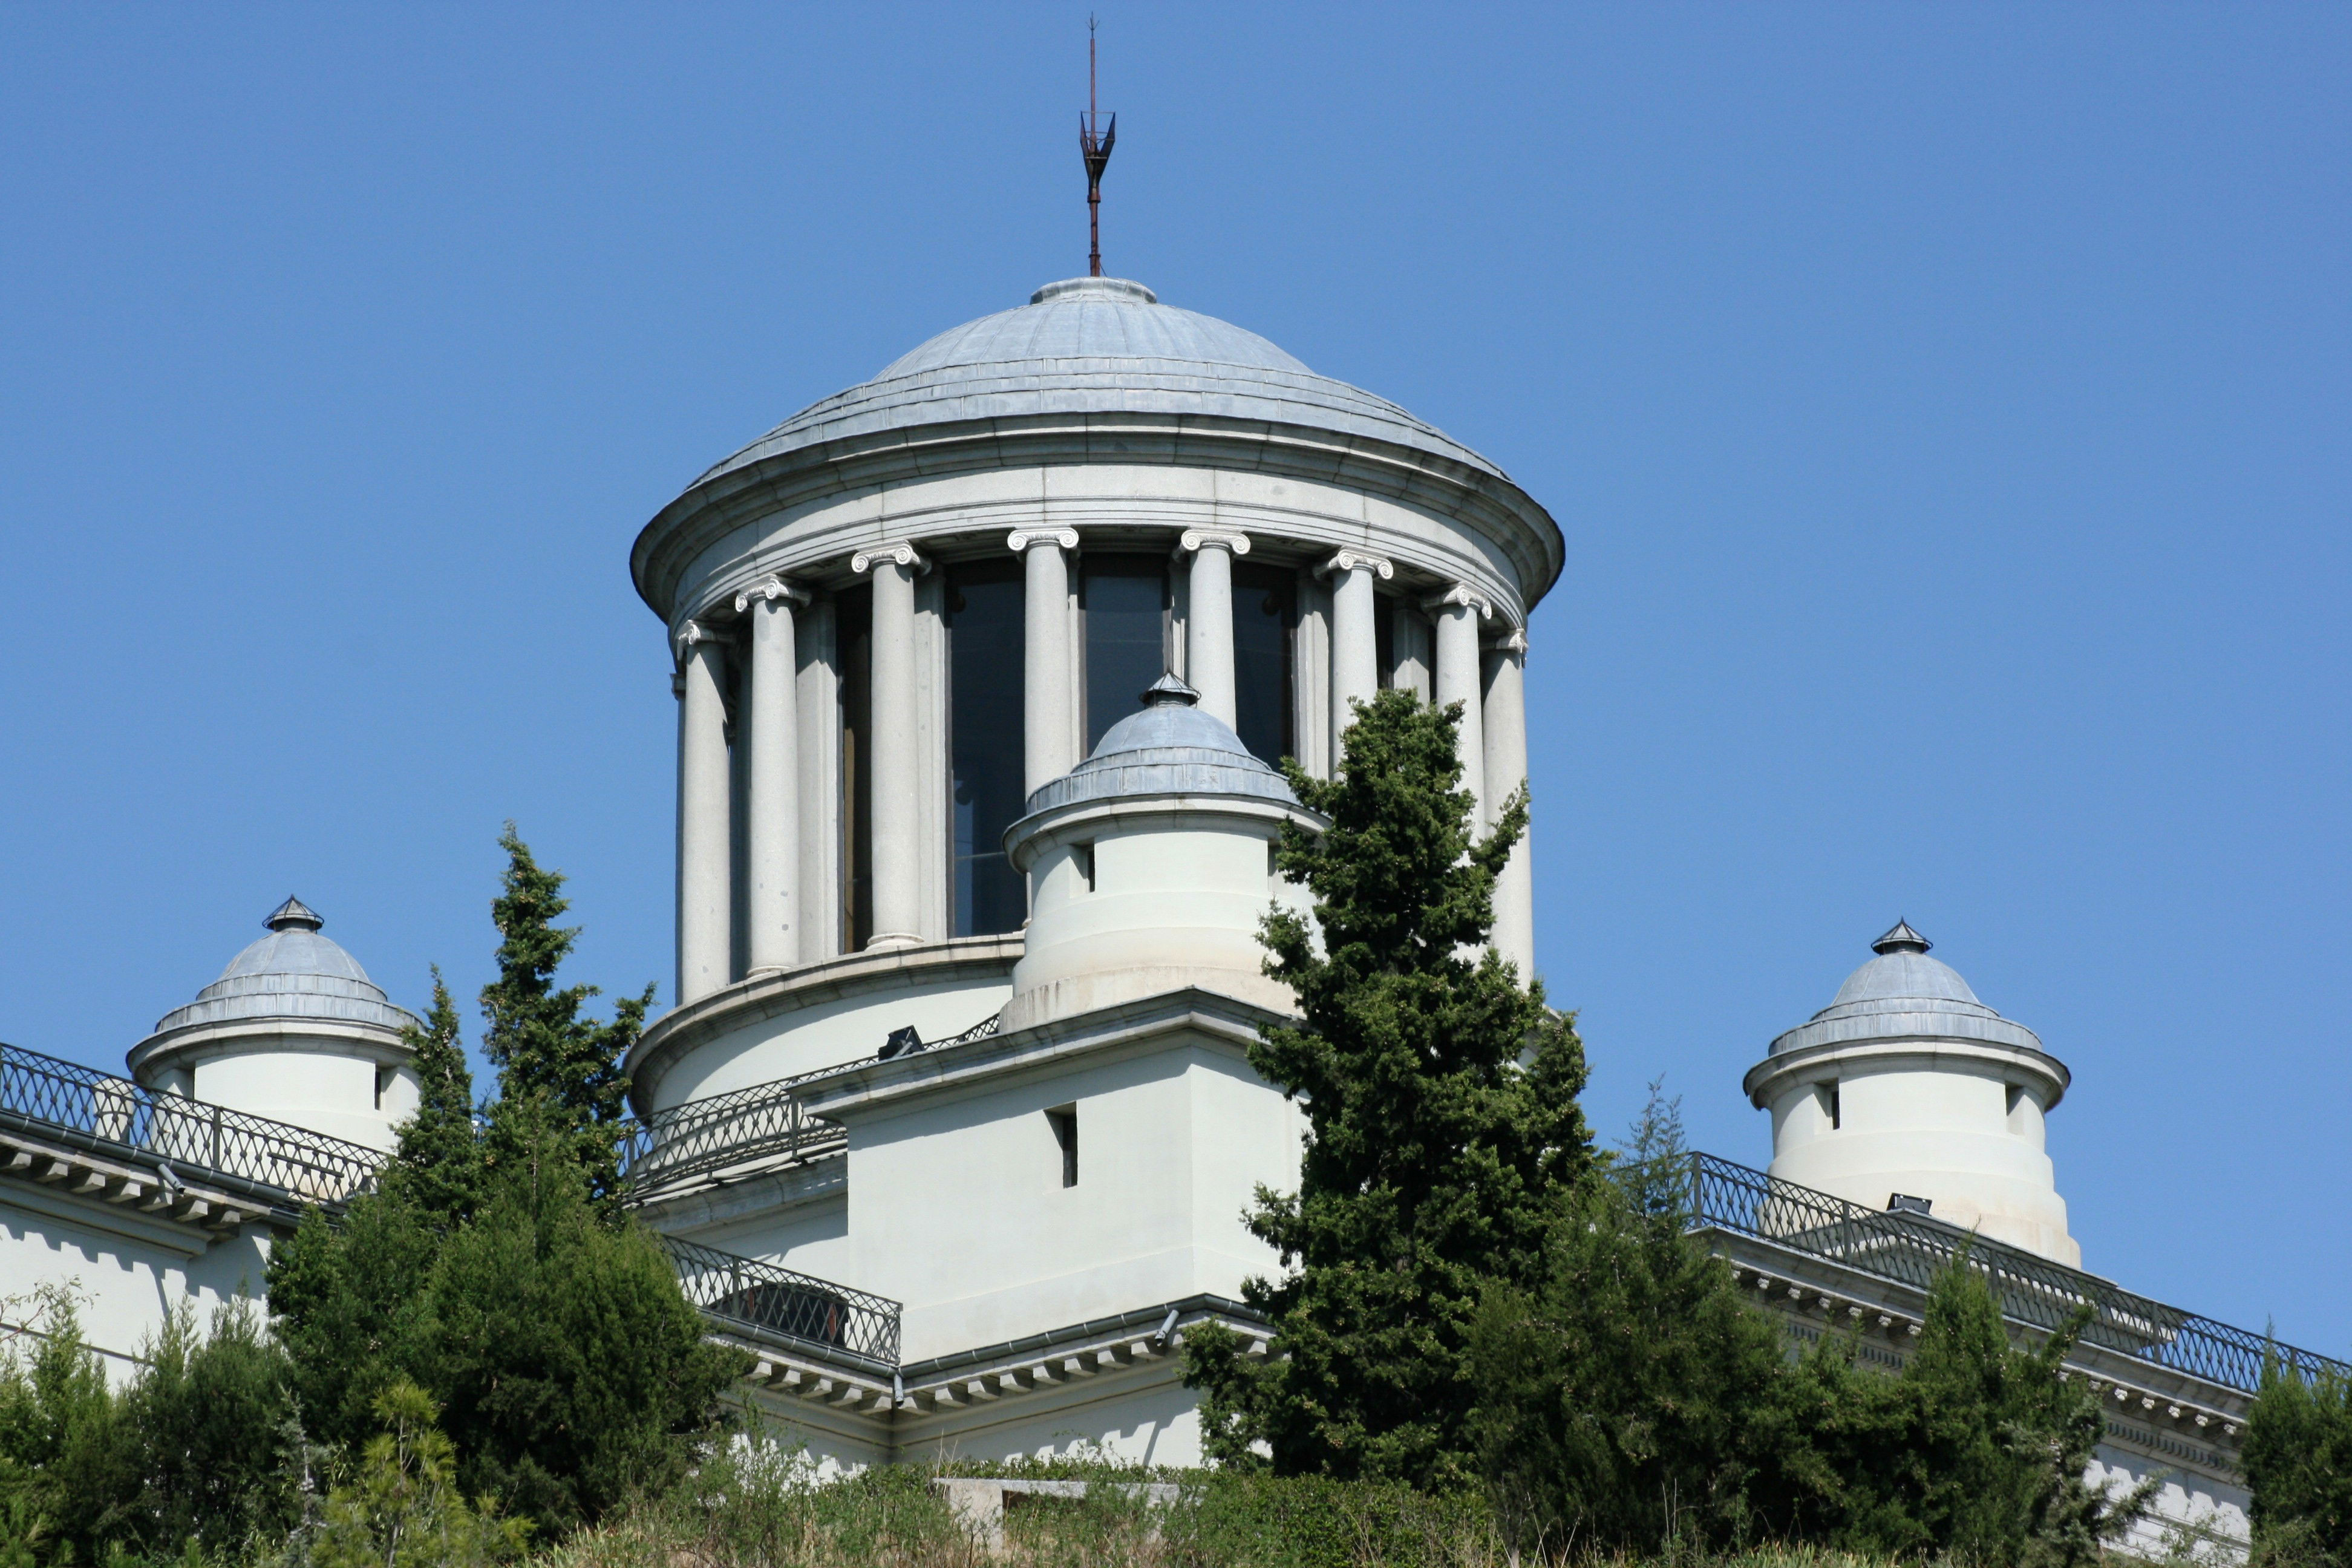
xmin=1006 ymin=527 xmax=1079 ymax=554
xmin=733 ymin=575 xmax=811 ymax=615
xmin=1492 ymin=626 xmax=1529 ymax=654
xmin=1423 ymin=583 xmax=1494 ymax=621
xmin=1176 ymin=529 xmax=1251 ymax=558
xmin=1317 ymin=549 xmax=1394 ymax=580
xmin=851 ymin=541 xmax=931 ymax=575
xmin=671 ymin=618 xmax=724 ymax=668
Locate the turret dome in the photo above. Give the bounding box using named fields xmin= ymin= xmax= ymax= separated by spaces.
xmin=1019 ymin=675 xmax=1301 ymax=819
xmin=128 ymin=899 xmax=422 ymax=1153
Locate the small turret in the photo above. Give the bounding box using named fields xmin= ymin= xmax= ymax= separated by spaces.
xmin=999 ymin=675 xmax=1325 ymax=1031
xmin=128 ymin=900 xmax=422 ymax=1152
xmin=1743 ymin=923 xmax=2080 ymax=1266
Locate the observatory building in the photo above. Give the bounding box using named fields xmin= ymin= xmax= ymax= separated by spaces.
xmin=0 ymin=272 xmax=2330 ymax=1556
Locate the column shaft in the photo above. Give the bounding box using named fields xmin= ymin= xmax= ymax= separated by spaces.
xmin=861 ymin=546 xmax=924 ymax=949
xmin=1013 ymin=531 xmax=1077 ymax=794
xmin=1431 ymin=590 xmax=1488 ymax=828
xmin=675 ymin=627 xmax=733 ymax=1004
xmin=1325 ymin=552 xmax=1387 ymax=750
xmin=740 ymin=581 xmax=803 ymax=975
xmin=1183 ymin=532 xmax=1243 ymax=728
xmin=1484 ymin=633 xmax=1535 ymax=977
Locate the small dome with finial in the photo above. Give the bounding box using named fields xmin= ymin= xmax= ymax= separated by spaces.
xmin=145 ymin=899 xmax=417 ymax=1036
xmin=1769 ymin=922 xmax=2044 ymax=1057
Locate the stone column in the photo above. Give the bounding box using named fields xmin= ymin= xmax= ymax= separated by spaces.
xmin=1484 ymin=627 xmax=1535 ymax=977
xmin=1322 ymin=549 xmax=1391 ymax=750
xmin=736 ymin=576 xmax=808 ymax=976
xmin=854 ymin=541 xmax=927 ymax=950
xmin=1179 ymin=529 xmax=1248 ymax=730
xmin=1010 ymin=528 xmax=1079 ymax=794
xmin=1428 ymin=584 xmax=1491 ymax=828
xmin=674 ymin=620 xmax=733 ymax=1004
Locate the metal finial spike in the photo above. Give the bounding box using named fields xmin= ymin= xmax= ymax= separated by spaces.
xmin=1079 ymin=16 xmax=1116 ymax=278
xmin=1872 ymin=919 xmax=1930 ymax=956
xmin=265 ymin=895 xmax=324 ymax=933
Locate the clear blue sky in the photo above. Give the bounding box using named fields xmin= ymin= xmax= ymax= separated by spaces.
xmin=2 ymin=5 xmax=2345 ymax=1351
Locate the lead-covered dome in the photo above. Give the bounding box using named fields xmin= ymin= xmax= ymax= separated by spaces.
xmin=688 ymin=276 xmax=1506 ymax=493
xmin=1019 ymin=675 xmax=1302 ymax=817
xmin=145 ymin=898 xmax=419 ymax=1039
xmin=1766 ymin=921 xmax=2045 ymax=1060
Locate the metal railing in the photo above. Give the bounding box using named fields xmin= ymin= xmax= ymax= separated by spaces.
xmin=1677 ymin=1152 xmax=2348 ymax=1396
xmin=661 ymin=1234 xmax=902 ymax=1374
xmin=619 ymin=1068 xmax=846 ymax=1198
xmin=0 ymin=1042 xmax=384 ymax=1210
xmin=618 ymin=1013 xmax=1002 ymax=1199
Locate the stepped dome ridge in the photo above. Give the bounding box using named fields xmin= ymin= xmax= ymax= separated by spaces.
xmin=1014 ymin=673 xmax=1302 ymax=820
xmin=145 ymin=900 xmax=419 ymax=1038
xmin=682 ymin=275 xmax=1510 ymax=497
xmin=1768 ymin=923 xmax=2046 ymax=1061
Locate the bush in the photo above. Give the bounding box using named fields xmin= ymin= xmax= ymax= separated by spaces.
xmin=2245 ymin=1362 xmax=2352 ymax=1566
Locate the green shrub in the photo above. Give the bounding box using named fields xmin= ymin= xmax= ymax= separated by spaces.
xmin=2245 ymin=1362 xmax=2352 ymax=1566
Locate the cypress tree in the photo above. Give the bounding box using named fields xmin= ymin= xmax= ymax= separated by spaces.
xmin=477 ymin=825 xmax=654 ymax=1210
xmin=387 ymin=968 xmax=482 ymax=1223
xmin=1186 ymin=688 xmax=1592 ymax=1491
xmin=2243 ymin=1361 xmax=2352 ymax=1564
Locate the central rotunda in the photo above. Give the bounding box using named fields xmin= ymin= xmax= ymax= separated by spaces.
xmin=619 ymin=274 xmax=1563 ymax=1463
xmin=626 ymin=276 xmax=1561 ymax=1112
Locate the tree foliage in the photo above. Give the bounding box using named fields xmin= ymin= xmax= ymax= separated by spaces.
xmin=478 ymin=825 xmax=652 ymax=1211
xmin=0 ymin=1290 xmax=304 ymax=1564
xmin=389 ymin=967 xmax=482 ymax=1224
xmin=305 ymin=1379 xmax=528 ymax=1568
xmin=2245 ymin=1362 xmax=2352 ymax=1566
xmin=1469 ymin=1086 xmax=1800 ymax=1553
xmin=270 ymin=825 xmax=740 ymax=1540
xmin=1186 ymin=688 xmax=1593 ymax=1490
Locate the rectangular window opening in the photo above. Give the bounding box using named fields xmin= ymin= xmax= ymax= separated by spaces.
xmin=1231 ymin=561 xmax=1297 ymax=765
xmin=946 ymin=558 xmax=1028 ymax=936
xmin=1817 ymin=1081 xmax=1841 ymax=1131
xmin=1073 ymin=841 xmax=1095 ymax=892
xmin=837 ymin=584 xmax=874 ymax=952
xmin=1047 ymin=1105 xmax=1078 ymax=1187
xmin=1082 ymin=555 xmax=1172 ymax=753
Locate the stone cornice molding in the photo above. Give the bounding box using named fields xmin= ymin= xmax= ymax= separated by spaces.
xmin=851 ymin=541 xmax=932 ymax=575
xmin=1316 ymin=549 xmax=1394 ymax=580
xmin=1005 ymin=527 xmax=1079 ymax=554
xmin=631 ymin=411 xmax=1564 ymax=626
xmin=1423 ymin=583 xmax=1494 ymax=621
xmin=734 ymin=575 xmax=811 ymax=615
xmin=1175 ymin=528 xmax=1250 ymax=557
xmin=1742 ymin=1036 xmax=2072 ymax=1112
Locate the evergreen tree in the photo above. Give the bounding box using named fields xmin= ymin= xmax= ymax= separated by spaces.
xmin=1469 ymin=1085 xmax=1802 ymax=1553
xmin=2244 ymin=1361 xmax=2352 ymax=1566
xmin=477 ymin=825 xmax=655 ymax=1210
xmin=389 ymin=967 xmax=482 ymax=1223
xmin=305 ymin=1380 xmax=528 ymax=1568
xmin=1185 ymin=688 xmax=1592 ymax=1490
xmin=0 ymin=1289 xmax=132 ymax=1565
xmin=1777 ymin=1258 xmax=2152 ymax=1566
xmin=272 ymin=825 xmax=739 ymax=1540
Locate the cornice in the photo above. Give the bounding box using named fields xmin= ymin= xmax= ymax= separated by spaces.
xmin=632 ymin=411 xmax=1564 ymax=627
xmin=1742 ymin=1035 xmax=2073 ymax=1111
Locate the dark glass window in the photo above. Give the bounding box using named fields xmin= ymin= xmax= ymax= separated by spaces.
xmin=947 ymin=558 xmax=1027 ymax=936
xmin=837 ymin=585 xmax=872 ymax=952
xmin=1082 ymin=555 xmax=1169 ymax=752
xmin=1232 ymin=563 xmax=1296 ymax=765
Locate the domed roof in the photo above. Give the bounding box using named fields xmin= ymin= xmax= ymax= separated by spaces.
xmin=1018 ymin=674 xmax=1304 ymax=817
xmin=1769 ymin=921 xmax=2045 ymax=1059
xmin=689 ymin=276 xmax=1507 ymax=492
xmin=146 ymin=898 xmax=420 ymax=1040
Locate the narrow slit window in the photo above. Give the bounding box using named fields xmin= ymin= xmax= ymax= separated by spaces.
xmin=1817 ymin=1081 xmax=1841 ymax=1131
xmin=1074 ymin=843 xmax=1096 ymax=892
xmin=1047 ymin=1105 xmax=1078 ymax=1187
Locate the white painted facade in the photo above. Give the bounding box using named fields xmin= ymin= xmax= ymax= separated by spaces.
xmin=0 ymin=269 xmax=2321 ymax=1560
